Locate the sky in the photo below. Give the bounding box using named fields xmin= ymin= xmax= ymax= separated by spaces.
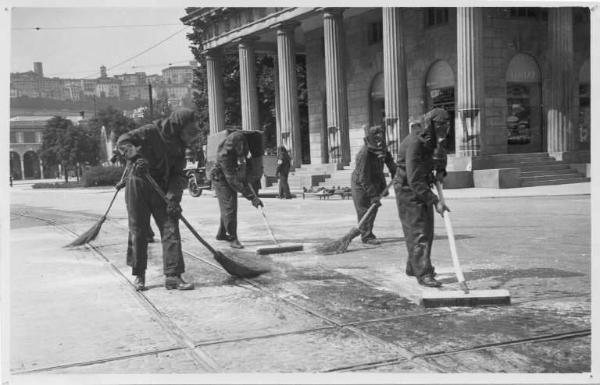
xmin=10 ymin=7 xmax=196 ymax=78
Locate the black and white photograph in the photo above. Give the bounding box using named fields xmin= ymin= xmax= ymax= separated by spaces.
xmin=2 ymin=1 xmax=596 ymax=383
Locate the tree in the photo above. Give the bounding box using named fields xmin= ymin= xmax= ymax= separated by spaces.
xmin=86 ymin=106 xmax=139 ymax=165
xmin=40 ymin=116 xmax=98 ymax=183
xmin=184 ymin=11 xmax=308 ymax=154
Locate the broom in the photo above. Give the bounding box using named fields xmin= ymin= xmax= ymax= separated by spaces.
xmin=316 ymin=180 xmax=394 ymax=255
xmin=421 ymin=182 xmax=511 ymax=308
xmin=65 ymin=165 xmax=130 ymax=248
xmin=247 ymin=184 xmax=304 ymax=255
xmin=143 ymin=173 xmax=269 ymax=279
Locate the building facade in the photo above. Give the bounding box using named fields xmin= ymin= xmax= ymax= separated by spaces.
xmin=9 ymin=115 xmax=84 ymax=180
xmin=182 ymin=7 xmax=590 ymax=171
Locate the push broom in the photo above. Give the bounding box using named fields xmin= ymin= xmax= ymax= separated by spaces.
xmin=420 ymin=182 xmax=511 ymax=308
xmin=248 ymin=185 xmax=304 ymax=255
xmin=144 ymin=173 xmax=269 ymax=279
xmin=65 ymin=164 xmax=131 ymax=248
xmin=316 ymin=180 xmax=394 ymax=255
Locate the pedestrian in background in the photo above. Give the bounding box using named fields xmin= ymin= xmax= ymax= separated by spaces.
xmin=276 ymin=146 xmax=292 ymax=199
xmin=116 ymin=108 xmax=199 ymax=291
xmin=393 ymin=108 xmax=451 ymax=288
xmin=211 ymin=130 xmax=263 ymax=249
xmin=351 ymin=125 xmax=397 ymax=245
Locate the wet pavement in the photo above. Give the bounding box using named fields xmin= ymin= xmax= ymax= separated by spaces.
xmin=7 ymin=183 xmax=591 ymax=376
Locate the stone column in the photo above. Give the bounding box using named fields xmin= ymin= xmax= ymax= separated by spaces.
xmin=323 ymin=8 xmax=350 ymax=165
xmin=238 ymin=37 xmax=260 ymax=131
xmin=20 ymin=155 xmax=25 ymax=179
xmin=273 ymin=57 xmax=282 ymax=148
xmin=39 ymin=161 xmax=44 ymax=179
xmin=275 ymin=22 xmax=302 ymax=167
xmin=382 ymin=7 xmax=409 ymax=158
xmin=456 ymin=7 xmax=485 ymax=156
xmin=546 ymin=8 xmax=576 ymax=153
xmin=205 ymin=48 xmax=226 ymax=134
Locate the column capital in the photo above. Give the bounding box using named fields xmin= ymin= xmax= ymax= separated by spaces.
xmin=321 ymin=7 xmax=345 ymax=18
xmin=233 ymin=35 xmax=260 ymax=47
xmin=271 ymin=21 xmax=301 ymax=33
xmin=202 ymin=46 xmax=223 ymax=58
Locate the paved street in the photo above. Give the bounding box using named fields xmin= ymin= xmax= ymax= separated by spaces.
xmin=8 ymin=182 xmax=591 ymax=375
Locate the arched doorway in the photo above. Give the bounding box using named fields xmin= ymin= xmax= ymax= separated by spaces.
xmin=505 ymin=53 xmax=542 ymax=153
xmin=23 ymin=151 xmax=41 ymax=179
xmin=369 ymin=72 xmax=385 ymax=128
xmin=425 ymin=60 xmax=456 ymax=153
xmin=578 ymin=60 xmax=590 ymax=147
xmin=10 ymin=152 xmax=22 ymax=180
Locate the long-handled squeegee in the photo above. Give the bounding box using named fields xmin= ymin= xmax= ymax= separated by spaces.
xmin=421 ymin=182 xmax=511 ymax=308
xmin=249 ymin=185 xmax=304 ymax=255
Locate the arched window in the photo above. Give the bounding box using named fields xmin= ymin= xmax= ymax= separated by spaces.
xmin=505 ymin=53 xmax=542 ymax=152
xmin=579 ymin=60 xmax=590 ymax=145
xmin=426 ymin=60 xmax=456 ymax=153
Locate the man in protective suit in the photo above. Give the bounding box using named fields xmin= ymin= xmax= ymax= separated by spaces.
xmin=211 ymin=130 xmax=263 ymax=249
xmin=276 ymin=146 xmax=292 ymax=199
xmin=393 ymin=108 xmax=451 ymax=287
xmin=116 ymin=108 xmax=200 ymax=291
xmin=351 ymin=125 xmax=397 ymax=245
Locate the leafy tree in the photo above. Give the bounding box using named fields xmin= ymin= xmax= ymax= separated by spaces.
xmin=86 ymin=106 xmax=139 ymax=165
xmin=40 ymin=116 xmax=98 ymax=183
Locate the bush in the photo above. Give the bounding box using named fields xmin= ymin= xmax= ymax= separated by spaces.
xmin=32 ymin=181 xmax=84 ymax=189
xmin=81 ymin=166 xmax=126 ymax=187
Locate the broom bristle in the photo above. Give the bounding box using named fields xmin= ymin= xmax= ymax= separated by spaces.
xmin=64 ymin=216 xmax=107 ymax=248
xmin=316 ymin=227 xmax=361 ymax=255
xmin=213 ymin=249 xmax=270 ymax=278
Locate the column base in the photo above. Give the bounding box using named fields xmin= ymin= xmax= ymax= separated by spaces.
xmin=549 ymin=150 xmax=590 ymax=163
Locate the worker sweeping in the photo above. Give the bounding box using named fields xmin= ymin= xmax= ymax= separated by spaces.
xmin=394 ymin=108 xmax=451 ymax=288
xmin=351 ymin=125 xmax=397 ymax=245
xmin=211 ymin=130 xmax=263 ymax=249
xmin=116 ymin=108 xmax=200 ymax=291
xmin=276 ymin=146 xmax=292 ymax=199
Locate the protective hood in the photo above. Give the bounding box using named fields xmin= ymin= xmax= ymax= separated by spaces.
xmin=277 ymin=146 xmax=291 ymax=162
xmin=420 ymin=108 xmax=450 ymax=149
xmin=155 ymin=108 xmax=196 ymax=145
xmin=363 ymin=125 xmax=386 ymax=158
xmin=218 ymin=130 xmax=250 ymax=160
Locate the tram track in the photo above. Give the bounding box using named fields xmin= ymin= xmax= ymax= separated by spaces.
xmin=9 ymin=210 xmax=591 ymax=373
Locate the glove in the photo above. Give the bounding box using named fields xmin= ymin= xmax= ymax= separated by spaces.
xmin=251 ymin=196 xmax=264 ymax=208
xmin=133 ymin=158 xmax=149 ymax=176
xmin=435 ymin=169 xmax=446 ymax=183
xmin=115 ymin=180 xmax=126 ymax=191
xmin=370 ymin=196 xmax=382 ymax=207
xmin=166 ymin=199 xmax=182 ymax=218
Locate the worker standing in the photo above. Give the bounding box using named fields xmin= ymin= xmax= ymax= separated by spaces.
xmin=116 ymin=108 xmax=200 ymax=291
xmin=393 ymin=108 xmax=451 ymax=288
xmin=351 ymin=125 xmax=397 ymax=245
xmin=211 ymin=130 xmax=263 ymax=249
xmin=276 ymin=146 xmax=292 ymax=199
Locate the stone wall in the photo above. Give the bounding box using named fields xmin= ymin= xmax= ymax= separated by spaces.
xmin=304 ymin=7 xmax=590 ymax=164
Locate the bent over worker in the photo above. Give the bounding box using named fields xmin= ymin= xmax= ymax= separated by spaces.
xmin=211 ymin=130 xmax=263 ymax=249
xmin=276 ymin=146 xmax=292 ymax=199
xmin=116 ymin=108 xmax=200 ymax=291
xmin=351 ymin=125 xmax=397 ymax=245
xmin=393 ymin=108 xmax=451 ymax=288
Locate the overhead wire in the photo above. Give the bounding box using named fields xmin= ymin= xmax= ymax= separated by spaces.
xmin=12 ymin=23 xmax=182 ymax=31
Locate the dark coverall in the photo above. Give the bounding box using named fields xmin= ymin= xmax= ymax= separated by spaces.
xmin=393 ymin=128 xmax=447 ymax=278
xmin=276 ymin=148 xmax=292 ymax=199
xmin=117 ymin=121 xmax=187 ymax=277
xmin=211 ymin=132 xmax=256 ymax=241
xmin=351 ymin=147 xmax=397 ymax=242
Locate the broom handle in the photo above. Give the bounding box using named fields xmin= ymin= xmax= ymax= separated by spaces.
xmin=357 ymin=179 xmax=395 ymax=229
xmin=103 ymin=164 xmax=133 ymax=217
xmin=247 ymin=185 xmax=280 ymax=246
xmin=143 ymin=173 xmax=218 ymax=255
xmin=435 ymin=181 xmax=469 ymax=293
